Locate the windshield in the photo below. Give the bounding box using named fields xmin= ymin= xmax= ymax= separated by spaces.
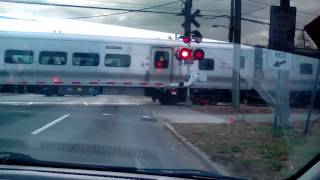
xmin=0 ymin=0 xmax=319 ymax=179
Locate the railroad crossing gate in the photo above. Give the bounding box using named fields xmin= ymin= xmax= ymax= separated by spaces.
xmin=268 ymin=50 xmax=293 ymax=70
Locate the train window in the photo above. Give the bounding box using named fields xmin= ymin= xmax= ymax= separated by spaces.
xmin=72 ymin=53 xmax=99 ymax=66
xmin=4 ymin=50 xmax=33 ymax=64
xmin=300 ymin=63 xmax=313 ymax=75
xmin=105 ymin=54 xmax=131 ymax=67
xmin=240 ymin=56 xmax=245 ymax=69
xmin=39 ymin=51 xmax=67 ymax=65
xmin=154 ymin=51 xmax=169 ymax=69
xmin=199 ymin=58 xmax=214 ymax=70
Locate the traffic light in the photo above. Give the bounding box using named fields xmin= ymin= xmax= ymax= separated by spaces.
xmin=176 ymin=48 xmax=192 ymax=60
xmin=193 ymin=49 xmax=205 ymax=60
xmin=182 ymin=36 xmax=191 ymax=44
xmin=176 ymin=48 xmax=205 ymax=61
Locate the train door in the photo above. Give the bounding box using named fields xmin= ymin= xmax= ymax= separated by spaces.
xmin=149 ymin=47 xmax=173 ymax=83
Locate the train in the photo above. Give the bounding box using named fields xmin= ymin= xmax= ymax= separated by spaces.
xmin=0 ymin=30 xmax=319 ymax=106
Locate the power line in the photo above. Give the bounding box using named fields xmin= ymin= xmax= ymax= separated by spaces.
xmin=90 ymin=0 xmax=160 ymax=7
xmin=244 ymin=0 xmax=318 ymax=18
xmin=0 ymin=0 xmax=226 ymax=19
xmin=0 ymin=0 xmax=183 ymax=15
xmin=201 ymin=14 xmax=304 ymax=31
xmin=68 ymin=0 xmax=182 ymax=19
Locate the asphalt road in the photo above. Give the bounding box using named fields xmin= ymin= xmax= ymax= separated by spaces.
xmin=0 ymin=94 xmax=218 ymax=174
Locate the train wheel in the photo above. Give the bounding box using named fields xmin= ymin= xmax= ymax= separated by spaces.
xmin=159 ymin=92 xmax=177 ymax=106
xmin=159 ymin=96 xmax=167 ymax=105
xmin=152 ymin=96 xmax=157 ymax=102
xmin=43 ymin=86 xmax=55 ymax=97
xmin=57 ymin=93 xmax=65 ymax=97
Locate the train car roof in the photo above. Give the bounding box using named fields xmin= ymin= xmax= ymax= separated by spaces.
xmin=0 ymin=30 xmax=254 ymax=50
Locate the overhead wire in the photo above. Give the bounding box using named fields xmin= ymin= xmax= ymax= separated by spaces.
xmin=0 ymin=0 xmax=313 ymax=31
xmin=67 ymin=0 xmax=182 ymax=19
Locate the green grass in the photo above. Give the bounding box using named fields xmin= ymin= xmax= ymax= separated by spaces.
xmin=172 ymin=122 xmax=320 ymax=180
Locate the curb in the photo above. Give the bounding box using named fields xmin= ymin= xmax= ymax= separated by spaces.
xmin=153 ymin=113 xmax=230 ymax=176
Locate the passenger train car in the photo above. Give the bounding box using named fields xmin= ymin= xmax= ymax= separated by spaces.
xmin=0 ymin=31 xmax=319 ymax=106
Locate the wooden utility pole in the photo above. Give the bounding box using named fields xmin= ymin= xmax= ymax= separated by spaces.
xmin=232 ymin=0 xmax=241 ymax=109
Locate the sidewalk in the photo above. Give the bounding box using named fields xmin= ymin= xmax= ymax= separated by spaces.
xmin=152 ymin=106 xmax=320 ymax=123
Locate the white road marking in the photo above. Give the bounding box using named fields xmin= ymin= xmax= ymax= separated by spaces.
xmin=27 ymin=102 xmax=33 ymax=105
xmin=31 ymin=114 xmax=70 ymax=135
xmin=102 ymin=113 xmax=113 ymax=116
xmin=18 ymin=111 xmax=29 ymax=113
xmin=134 ymin=158 xmax=143 ymax=169
xmin=83 ymin=102 xmax=88 ymax=106
xmin=0 ymin=102 xmax=140 ymax=106
xmin=141 ymin=115 xmax=151 ymax=119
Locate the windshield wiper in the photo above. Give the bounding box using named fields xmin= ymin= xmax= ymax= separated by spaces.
xmin=0 ymin=152 xmax=141 ymax=175
xmin=0 ymin=152 xmax=36 ymax=165
xmin=0 ymin=153 xmax=247 ymax=179
xmin=138 ymin=168 xmax=248 ymax=180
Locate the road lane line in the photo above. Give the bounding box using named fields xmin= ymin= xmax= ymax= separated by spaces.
xmin=83 ymin=102 xmax=88 ymax=106
xmin=102 ymin=113 xmax=113 ymax=116
xmin=134 ymin=158 xmax=143 ymax=169
xmin=0 ymin=102 xmax=141 ymax=106
xmin=141 ymin=115 xmax=151 ymax=119
xmin=27 ymin=102 xmax=33 ymax=105
xmin=31 ymin=114 xmax=70 ymax=135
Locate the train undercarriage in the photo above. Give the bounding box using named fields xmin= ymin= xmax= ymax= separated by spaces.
xmin=0 ymin=84 xmax=319 ymax=108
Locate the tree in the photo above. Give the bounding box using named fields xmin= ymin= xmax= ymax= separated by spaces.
xmin=295 ymin=30 xmax=317 ymax=49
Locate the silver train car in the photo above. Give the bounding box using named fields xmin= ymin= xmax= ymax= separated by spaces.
xmin=0 ymin=31 xmax=319 ymax=105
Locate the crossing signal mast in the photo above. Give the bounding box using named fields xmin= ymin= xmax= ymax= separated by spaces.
xmin=178 ymin=0 xmax=205 ymax=62
xmin=180 ymin=0 xmax=203 ymax=44
xmin=179 ymin=0 xmax=204 ymax=105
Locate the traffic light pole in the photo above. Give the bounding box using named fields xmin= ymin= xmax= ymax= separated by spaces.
xmin=186 ymin=51 xmax=192 ymax=106
xmin=232 ymin=0 xmax=241 ymax=109
xmin=184 ymin=0 xmax=193 ymax=105
xmin=181 ymin=0 xmax=202 ymax=105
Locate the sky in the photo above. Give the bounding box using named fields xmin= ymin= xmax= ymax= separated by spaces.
xmin=0 ymin=0 xmax=318 ymax=46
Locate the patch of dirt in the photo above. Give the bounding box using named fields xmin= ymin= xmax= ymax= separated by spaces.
xmin=172 ymin=121 xmax=320 ymax=180
xmin=192 ymin=104 xmax=319 ymax=115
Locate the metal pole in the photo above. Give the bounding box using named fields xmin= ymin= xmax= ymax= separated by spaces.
xmin=304 ymin=60 xmax=320 ymax=135
xmin=184 ymin=0 xmax=193 ymax=106
xmin=274 ymin=69 xmax=281 ymax=129
xmin=232 ymin=0 xmax=241 ymax=109
xmin=186 ymin=42 xmax=193 ymax=105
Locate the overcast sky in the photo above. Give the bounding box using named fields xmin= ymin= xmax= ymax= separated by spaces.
xmin=0 ymin=0 xmax=319 ymax=46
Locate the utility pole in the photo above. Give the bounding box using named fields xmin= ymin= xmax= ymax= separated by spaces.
xmin=232 ymin=0 xmax=241 ymax=109
xmin=228 ymin=0 xmax=234 ymax=43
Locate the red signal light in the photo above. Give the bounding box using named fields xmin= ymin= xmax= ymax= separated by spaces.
xmin=193 ymin=49 xmax=205 ymax=60
xmin=182 ymin=36 xmax=191 ymax=44
xmin=155 ymin=60 xmax=164 ymax=68
xmin=52 ymin=76 xmax=61 ymax=83
xmin=177 ymin=48 xmax=192 ymax=60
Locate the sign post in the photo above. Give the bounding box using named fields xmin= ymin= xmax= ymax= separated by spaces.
xmin=268 ymin=50 xmax=291 ymax=129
